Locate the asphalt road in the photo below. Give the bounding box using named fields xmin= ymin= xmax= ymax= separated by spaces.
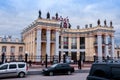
xmin=2 ymin=73 xmax=89 ymax=80
xmin=27 ymin=69 xmax=90 ymax=75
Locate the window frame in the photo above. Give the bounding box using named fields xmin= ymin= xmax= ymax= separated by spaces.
xmin=9 ymin=64 xmax=17 ymax=69
xmin=0 ymin=64 xmax=8 ymax=70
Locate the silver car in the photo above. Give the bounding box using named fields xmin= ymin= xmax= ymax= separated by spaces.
xmin=0 ymin=62 xmax=28 ymax=78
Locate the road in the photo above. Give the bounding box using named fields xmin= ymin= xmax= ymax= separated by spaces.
xmin=2 ymin=73 xmax=89 ymax=80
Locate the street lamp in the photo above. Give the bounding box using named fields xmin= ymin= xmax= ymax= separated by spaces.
xmin=93 ymin=53 xmax=96 ymax=62
xmin=25 ymin=51 xmax=28 ymax=63
xmin=61 ymin=27 xmax=67 ymax=63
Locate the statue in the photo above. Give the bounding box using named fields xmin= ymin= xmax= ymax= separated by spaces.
xmin=55 ymin=13 xmax=58 ymax=20
xmin=97 ymin=19 xmax=100 ymax=25
xmin=104 ymin=19 xmax=106 ymax=26
xmin=69 ymin=23 xmax=71 ymax=28
xmin=110 ymin=21 xmax=112 ymax=27
xmin=38 ymin=10 xmax=41 ymax=18
xmin=47 ymin=12 xmax=50 ymax=19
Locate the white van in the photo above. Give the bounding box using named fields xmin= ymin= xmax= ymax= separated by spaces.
xmin=0 ymin=62 xmax=28 ymax=78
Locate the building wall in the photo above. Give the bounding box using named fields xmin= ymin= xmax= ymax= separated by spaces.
xmin=0 ymin=37 xmax=24 ymax=61
xmin=21 ymin=17 xmax=115 ymax=62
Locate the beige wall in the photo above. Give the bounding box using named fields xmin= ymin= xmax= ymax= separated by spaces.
xmin=0 ymin=43 xmax=24 ymax=61
xmin=22 ymin=18 xmax=115 ymax=61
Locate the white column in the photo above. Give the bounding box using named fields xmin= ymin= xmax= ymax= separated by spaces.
xmin=111 ymin=36 xmax=115 ymax=59
xmin=36 ymin=29 xmax=41 ymax=62
xmin=55 ymin=30 xmax=59 ymax=55
xmin=46 ymin=29 xmax=51 ymax=60
xmin=97 ymin=35 xmax=102 ymax=61
xmin=105 ymin=35 xmax=109 ymax=57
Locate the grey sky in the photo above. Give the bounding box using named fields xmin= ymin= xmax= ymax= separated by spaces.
xmin=0 ymin=0 xmax=120 ymax=44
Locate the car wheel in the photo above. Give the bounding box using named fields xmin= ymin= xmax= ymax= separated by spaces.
xmin=49 ymin=72 xmax=53 ymax=76
xmin=67 ymin=71 xmax=71 ymax=75
xmin=19 ymin=72 xmax=25 ymax=78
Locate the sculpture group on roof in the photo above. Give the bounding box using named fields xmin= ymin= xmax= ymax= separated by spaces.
xmin=38 ymin=10 xmax=71 ymax=28
xmin=97 ymin=19 xmax=113 ymax=27
xmin=38 ymin=10 xmax=113 ymax=29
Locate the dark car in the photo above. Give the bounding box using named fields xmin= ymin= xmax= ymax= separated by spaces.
xmin=87 ymin=60 xmax=120 ymax=80
xmin=42 ymin=63 xmax=74 ymax=76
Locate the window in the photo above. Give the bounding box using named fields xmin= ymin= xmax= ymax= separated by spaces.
xmin=63 ymin=37 xmax=68 ymax=49
xmin=11 ymin=46 xmax=15 ymax=53
xmin=117 ymin=51 xmax=120 ymax=58
xmin=2 ymin=46 xmax=7 ymax=52
xmin=19 ymin=47 xmax=23 ymax=52
xmin=18 ymin=64 xmax=25 ymax=68
xmin=80 ymin=37 xmax=85 ymax=49
xmin=18 ymin=55 xmax=23 ymax=61
xmin=0 ymin=65 xmax=8 ymax=70
xmin=9 ymin=64 xmax=17 ymax=69
xmin=10 ymin=55 xmax=15 ymax=61
xmin=61 ymin=64 xmax=69 ymax=67
xmin=71 ymin=37 xmax=77 ymax=49
xmin=59 ymin=36 xmax=61 ymax=48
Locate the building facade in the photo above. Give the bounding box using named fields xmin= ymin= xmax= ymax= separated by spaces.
xmin=21 ymin=11 xmax=115 ymax=62
xmin=0 ymin=36 xmax=24 ymax=61
xmin=115 ymin=45 xmax=120 ymax=59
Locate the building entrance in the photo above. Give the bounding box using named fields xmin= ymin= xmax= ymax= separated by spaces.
xmin=71 ymin=52 xmax=77 ymax=63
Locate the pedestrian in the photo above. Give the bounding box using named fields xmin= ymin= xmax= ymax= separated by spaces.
xmin=29 ymin=60 xmax=32 ymax=67
xmin=78 ymin=59 xmax=81 ymax=69
xmin=41 ymin=60 xmax=44 ymax=66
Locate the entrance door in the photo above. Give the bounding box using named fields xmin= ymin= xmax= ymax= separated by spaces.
xmin=71 ymin=52 xmax=77 ymax=63
xmin=80 ymin=52 xmax=85 ymax=62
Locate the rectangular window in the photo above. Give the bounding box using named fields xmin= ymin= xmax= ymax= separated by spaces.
xmin=59 ymin=36 xmax=61 ymax=48
xmin=19 ymin=47 xmax=23 ymax=52
xmin=117 ymin=51 xmax=120 ymax=58
xmin=0 ymin=65 xmax=8 ymax=70
xmin=2 ymin=46 xmax=7 ymax=52
xmin=80 ymin=37 xmax=85 ymax=49
xmin=11 ymin=46 xmax=15 ymax=53
xmin=71 ymin=37 xmax=77 ymax=49
xmin=9 ymin=64 xmax=17 ymax=69
xmin=18 ymin=64 xmax=25 ymax=68
xmin=63 ymin=37 xmax=68 ymax=49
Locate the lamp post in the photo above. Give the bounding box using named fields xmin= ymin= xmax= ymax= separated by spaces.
xmin=45 ymin=54 xmax=48 ymax=68
xmin=25 ymin=51 xmax=28 ymax=63
xmin=93 ymin=53 xmax=96 ymax=62
xmin=63 ymin=52 xmax=66 ymax=63
xmin=61 ymin=27 xmax=66 ymax=63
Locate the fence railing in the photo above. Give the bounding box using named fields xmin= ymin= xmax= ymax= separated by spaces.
xmin=0 ymin=55 xmax=119 ymax=64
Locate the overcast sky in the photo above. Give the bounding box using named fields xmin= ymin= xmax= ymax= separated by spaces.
xmin=0 ymin=0 xmax=120 ymax=44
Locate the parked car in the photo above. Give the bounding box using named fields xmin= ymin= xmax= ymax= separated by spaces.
xmin=0 ymin=62 xmax=28 ymax=78
xmin=87 ymin=60 xmax=120 ymax=80
xmin=42 ymin=63 xmax=74 ymax=76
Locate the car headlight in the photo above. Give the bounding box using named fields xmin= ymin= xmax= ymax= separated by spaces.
xmin=44 ymin=68 xmax=48 ymax=71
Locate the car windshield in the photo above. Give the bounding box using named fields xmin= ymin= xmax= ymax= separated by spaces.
xmin=51 ymin=64 xmax=58 ymax=68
